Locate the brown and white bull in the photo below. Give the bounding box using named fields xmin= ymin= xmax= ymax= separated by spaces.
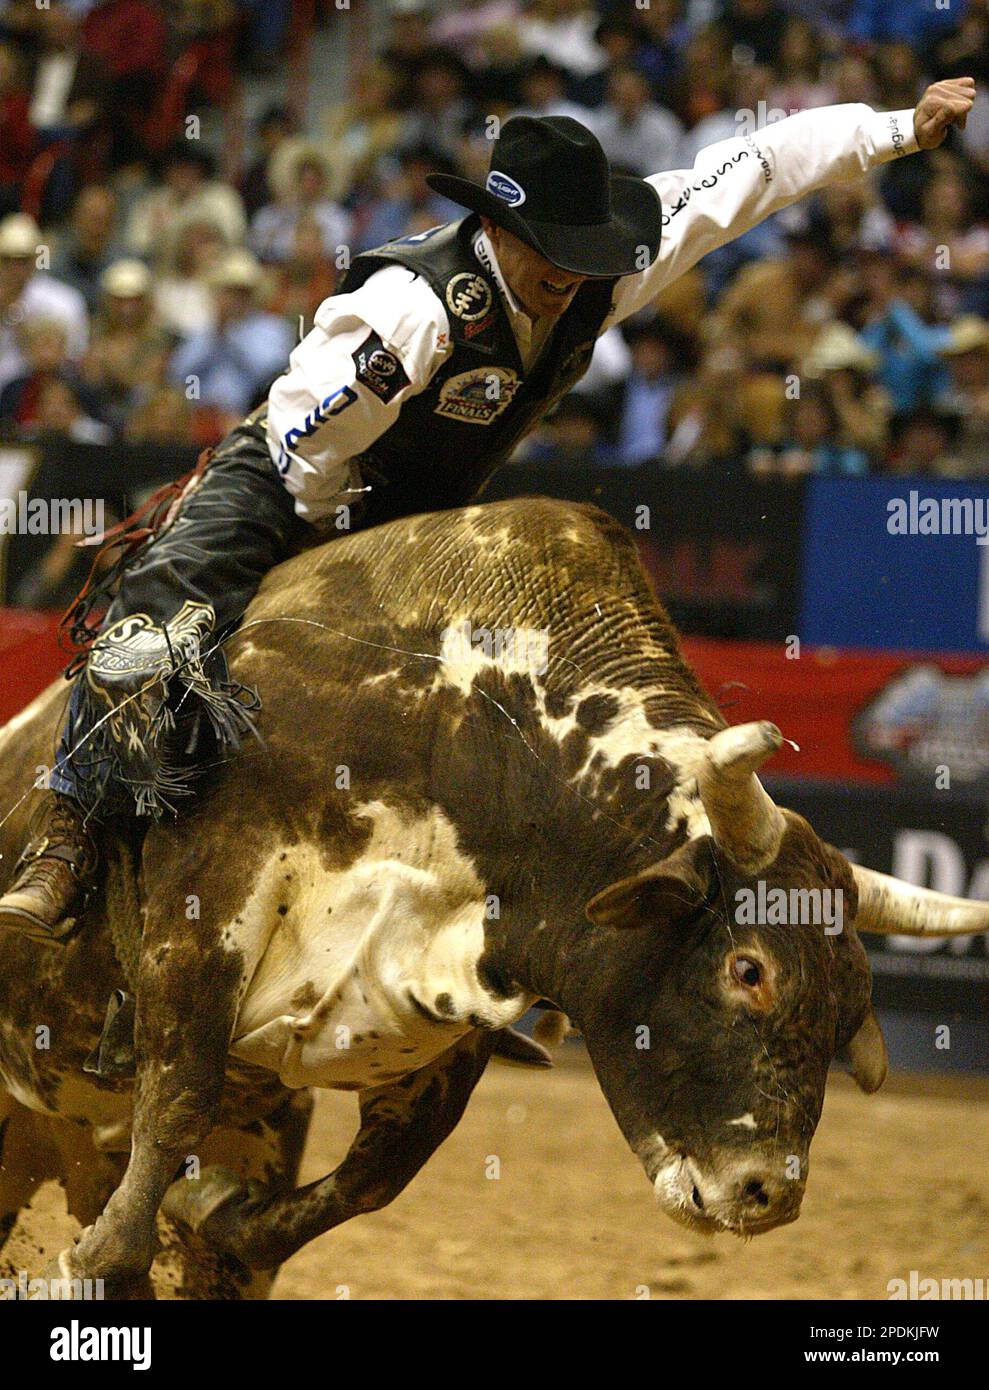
xmin=0 ymin=498 xmax=983 ymax=1297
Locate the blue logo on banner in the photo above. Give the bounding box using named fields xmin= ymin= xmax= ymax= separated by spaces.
xmin=486 ymin=170 xmax=526 ymax=207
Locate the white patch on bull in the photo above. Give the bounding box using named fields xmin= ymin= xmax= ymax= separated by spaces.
xmin=435 ymin=617 xmax=551 ymax=697
xmin=727 ymin=1113 xmax=757 ymax=1130
xmin=230 ymin=801 xmax=532 ymax=1089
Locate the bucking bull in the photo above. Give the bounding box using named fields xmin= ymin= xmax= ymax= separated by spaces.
xmin=0 ymin=497 xmax=983 ymax=1298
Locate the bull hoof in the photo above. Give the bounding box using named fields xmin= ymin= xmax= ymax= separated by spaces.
xmin=162 ymin=1165 xmax=257 ymax=1242
xmin=33 ymin=1245 xmax=153 ymax=1301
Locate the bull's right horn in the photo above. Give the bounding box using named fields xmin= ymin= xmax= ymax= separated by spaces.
xmin=852 ymin=865 xmax=989 ymax=937
xmin=696 ymin=721 xmax=787 ymax=874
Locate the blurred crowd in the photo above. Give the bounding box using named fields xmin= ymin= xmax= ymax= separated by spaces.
xmin=3 ymin=0 xmax=989 ymax=478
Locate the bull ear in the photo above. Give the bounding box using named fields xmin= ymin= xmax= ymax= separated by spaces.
xmin=842 ymin=1006 xmax=888 ymax=1094
xmin=585 ymin=838 xmax=714 ymax=929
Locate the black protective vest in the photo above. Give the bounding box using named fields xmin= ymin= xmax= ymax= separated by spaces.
xmin=338 ymin=216 xmax=617 ymax=525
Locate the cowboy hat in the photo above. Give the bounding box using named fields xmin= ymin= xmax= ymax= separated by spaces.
xmin=426 ymin=115 xmax=663 ymax=278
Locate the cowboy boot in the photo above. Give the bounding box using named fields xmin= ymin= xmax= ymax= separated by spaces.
xmin=0 ymin=793 xmax=98 ymax=946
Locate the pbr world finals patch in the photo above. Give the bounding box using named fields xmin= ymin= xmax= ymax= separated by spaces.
xmin=435 ymin=367 xmax=521 ymax=425
xmin=854 ymin=664 xmax=989 ymax=785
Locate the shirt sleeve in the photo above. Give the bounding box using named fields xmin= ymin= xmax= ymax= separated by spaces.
xmin=265 ymin=263 xmax=451 ymax=523
xmin=606 ymin=104 xmax=920 ymax=327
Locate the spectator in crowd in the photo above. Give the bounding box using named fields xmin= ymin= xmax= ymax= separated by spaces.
xmin=167 ymin=247 xmax=294 ymax=420
xmin=317 ymin=61 xmax=407 ymax=196
xmin=240 ymin=105 xmax=299 ymax=220
xmin=883 ymin=405 xmax=965 ymax=477
xmin=847 ymin=0 xmax=964 ymax=52
xmin=123 ymin=384 xmax=195 ymax=444
xmin=33 ymin=375 xmax=112 ymax=443
xmin=893 ymin=165 xmax=989 ymax=317
xmin=673 ymin=26 xmax=738 ymax=162
xmin=749 ymin=384 xmax=870 ymax=476
xmin=431 ymin=0 xmax=523 ymax=72
xmin=50 ymin=184 xmax=122 ymax=311
xmin=238 ymin=0 xmax=293 ymax=76
xmin=520 ymin=392 xmax=619 ymax=468
xmin=25 ymin=3 xmax=105 ymax=213
xmin=81 ymin=258 xmax=170 ymax=434
xmin=859 ymin=257 xmax=951 ymax=413
xmin=0 ymin=40 xmax=35 ymax=216
xmin=936 ymin=313 xmax=989 ymax=473
xmin=265 ymin=214 xmax=339 ymax=332
xmin=0 ymin=213 xmax=88 ymax=392
xmin=616 ymin=319 xmax=680 ymax=466
xmin=716 ymin=0 xmax=789 ymax=67
xmin=403 ymin=50 xmax=472 ymax=162
xmin=249 ymin=145 xmax=351 ymax=267
xmin=381 ymin=0 xmax=448 ymax=110
xmin=665 ymin=346 xmax=754 ymax=468
xmin=591 ymin=63 xmax=683 ymax=177
xmin=768 ymin=19 xmax=834 ymax=113
xmin=634 ymin=1 xmax=690 ymax=101
xmin=512 ymin=54 xmax=594 ymax=124
xmin=125 ymin=142 xmax=246 ymax=267
xmin=0 ymin=316 xmax=73 ymax=433
xmin=355 ymin=144 xmax=461 ymax=252
xmin=800 ymin=320 xmax=891 ymax=462
xmin=153 ymin=216 xmax=229 ymax=340
xmin=80 ymin=0 xmax=165 ymax=168
xmin=517 ymin=0 xmax=607 ymax=80
xmin=708 ymin=215 xmax=838 ymax=374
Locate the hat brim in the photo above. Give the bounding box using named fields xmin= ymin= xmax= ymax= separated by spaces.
xmin=426 ymin=172 xmax=662 ymax=278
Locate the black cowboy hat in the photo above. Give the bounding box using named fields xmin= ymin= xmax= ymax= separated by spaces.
xmin=426 ymin=114 xmax=663 ymax=278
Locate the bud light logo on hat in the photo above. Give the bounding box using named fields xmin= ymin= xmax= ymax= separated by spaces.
xmin=486 ymin=170 xmax=526 ymax=207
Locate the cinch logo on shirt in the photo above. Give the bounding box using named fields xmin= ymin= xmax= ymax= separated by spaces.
xmin=279 ymin=385 xmax=358 ymax=473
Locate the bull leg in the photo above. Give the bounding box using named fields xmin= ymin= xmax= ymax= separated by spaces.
xmin=158 ymin=1089 xmax=313 ymax=1300
xmin=164 ymin=1030 xmax=496 ymax=1271
xmin=50 ymin=898 xmax=243 ymax=1297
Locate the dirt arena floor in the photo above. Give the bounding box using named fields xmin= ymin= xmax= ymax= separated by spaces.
xmin=7 ymin=1048 xmax=989 ymax=1300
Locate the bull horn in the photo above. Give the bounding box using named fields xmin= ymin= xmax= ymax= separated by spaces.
xmin=851 ymin=865 xmax=989 ymax=937
xmin=696 ymin=722 xmax=787 ymax=874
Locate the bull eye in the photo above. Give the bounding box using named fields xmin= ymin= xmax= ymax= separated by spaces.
xmin=732 ymin=956 xmax=762 ymax=989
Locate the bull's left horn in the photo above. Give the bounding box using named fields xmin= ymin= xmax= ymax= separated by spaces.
xmin=852 ymin=865 xmax=989 ymax=937
xmin=696 ymin=722 xmax=786 ymax=874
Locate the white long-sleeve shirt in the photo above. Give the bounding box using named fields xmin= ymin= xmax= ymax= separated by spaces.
xmin=267 ymin=103 xmax=919 ymax=523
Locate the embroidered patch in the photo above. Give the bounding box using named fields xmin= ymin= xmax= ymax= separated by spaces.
xmin=353 ymin=332 xmax=409 ymax=402
xmin=435 ymin=367 xmax=520 ymax=425
xmin=446 ymin=273 xmax=493 ymax=322
xmin=486 ymin=170 xmax=526 ymax=207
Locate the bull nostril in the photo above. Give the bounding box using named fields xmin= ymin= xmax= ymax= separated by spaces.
xmin=691 ymin=1185 xmax=705 ymax=1211
xmin=743 ymin=1178 xmax=771 ymax=1208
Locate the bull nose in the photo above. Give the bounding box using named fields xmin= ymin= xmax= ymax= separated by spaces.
xmin=686 ymin=1159 xmax=803 ymax=1231
xmin=732 ymin=1166 xmax=802 ymax=1226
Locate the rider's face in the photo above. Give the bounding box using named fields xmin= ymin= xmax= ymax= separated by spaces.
xmin=481 ymin=218 xmax=588 ymax=321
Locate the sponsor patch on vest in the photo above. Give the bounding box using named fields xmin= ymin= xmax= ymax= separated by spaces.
xmin=486 ymin=170 xmax=526 ymax=207
xmin=446 ymin=272 xmax=493 ymax=322
xmin=435 ymin=367 xmax=520 ymax=424
xmin=353 ymin=332 xmax=409 ymax=402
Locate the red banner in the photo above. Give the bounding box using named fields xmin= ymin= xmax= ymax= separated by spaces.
xmin=2 ymin=611 xmax=986 ymax=788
